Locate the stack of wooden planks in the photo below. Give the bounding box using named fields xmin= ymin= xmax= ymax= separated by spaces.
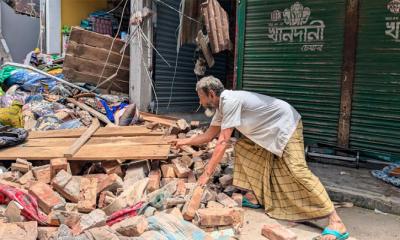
xmin=0 ymin=125 xmax=172 ymax=161
xmin=63 ymin=27 xmax=130 ymax=93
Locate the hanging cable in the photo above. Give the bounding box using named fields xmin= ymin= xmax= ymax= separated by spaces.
xmin=107 ymin=0 xmax=125 ymax=13
xmin=152 ymin=0 xmax=202 ymax=24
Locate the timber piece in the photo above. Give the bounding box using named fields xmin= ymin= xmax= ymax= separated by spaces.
xmin=28 ymin=126 xmax=159 ymax=139
xmin=67 ymin=98 xmax=115 ymax=126
xmin=64 ymin=118 xmax=100 ymax=158
xmin=212 ymin=0 xmax=224 ymax=51
xmin=201 ymin=1 xmax=219 ymax=53
xmin=67 ymin=41 xmax=130 ymax=68
xmin=63 ymin=55 xmax=129 ymax=80
xmin=24 ymin=136 xmax=176 ymax=147
xmin=0 ymin=144 xmax=170 ymax=161
xmin=196 ymin=30 xmax=215 ymax=67
xmin=63 ymin=67 xmax=128 ymax=93
xmin=69 ymin=27 xmax=128 ymax=56
xmin=140 ymin=112 xmax=179 ymax=128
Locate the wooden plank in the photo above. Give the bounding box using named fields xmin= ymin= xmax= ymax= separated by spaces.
xmin=63 ymin=67 xmax=128 ymax=93
xmin=64 ymin=118 xmax=100 ymax=158
xmin=24 ymin=136 xmax=176 ymax=147
xmin=67 ymin=42 xmax=130 ymax=68
xmin=196 ymin=30 xmax=215 ymax=68
xmin=28 ymin=126 xmax=161 ymax=139
xmin=0 ymin=145 xmax=170 ymax=161
xmin=69 ymin=27 xmax=129 ymax=56
xmin=67 ymin=98 xmax=115 ymax=126
xmin=63 ymin=55 xmax=129 ymax=80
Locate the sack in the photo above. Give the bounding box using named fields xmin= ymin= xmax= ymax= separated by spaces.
xmin=0 ymin=126 xmax=28 ymax=148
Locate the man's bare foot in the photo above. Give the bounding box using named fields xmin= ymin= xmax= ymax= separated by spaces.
xmin=321 ymin=210 xmax=347 ymax=240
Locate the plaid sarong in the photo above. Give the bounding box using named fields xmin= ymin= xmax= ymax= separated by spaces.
xmin=233 ymin=121 xmax=334 ymax=221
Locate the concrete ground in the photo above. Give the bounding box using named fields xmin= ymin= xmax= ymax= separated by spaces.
xmin=240 ymin=206 xmax=400 ymax=240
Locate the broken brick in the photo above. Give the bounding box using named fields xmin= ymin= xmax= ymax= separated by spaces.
xmin=97 ymin=173 xmax=123 ymax=194
xmin=181 ymin=155 xmax=194 ymax=168
xmin=172 ymin=158 xmax=191 ymax=178
xmin=52 ymin=170 xmax=81 ymax=203
xmin=101 ymin=160 xmax=123 ymax=176
xmin=29 ymin=181 xmax=64 ymax=214
xmin=187 ymin=170 xmax=197 ymax=183
xmin=0 ymin=221 xmax=38 ymax=240
xmin=161 ymin=164 xmax=176 ymax=178
xmin=219 ymin=175 xmax=233 ymax=187
xmin=111 ymin=215 xmax=148 ymax=237
xmin=161 ymin=177 xmax=178 ymax=187
xmin=98 ymin=191 xmax=116 ymax=208
xmin=11 ymin=162 xmax=31 ymax=173
xmin=207 ymin=201 xmax=224 ymax=208
xmin=71 ymin=209 xmax=107 ymax=235
xmin=147 ymin=170 xmax=161 ymax=192
xmin=17 ymin=170 xmax=34 ymax=185
xmin=261 ymin=224 xmax=298 ymax=240
xmin=174 ymin=179 xmax=187 ymax=196
xmin=5 ymin=200 xmax=23 ymax=222
xmin=32 ymin=164 xmax=51 ymax=184
xmin=50 ymin=158 xmax=68 ymax=179
xmin=78 ymin=177 xmax=98 ymax=213
xmin=217 ymin=193 xmax=238 ymax=208
xmin=182 ymin=186 xmax=204 ymax=221
xmin=37 ymin=227 xmax=58 ymax=240
xmin=194 ymin=208 xmax=244 ymax=227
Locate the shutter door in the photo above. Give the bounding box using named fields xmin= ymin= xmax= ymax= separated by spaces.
xmin=350 ymin=0 xmax=400 ymax=162
xmin=239 ymin=0 xmax=346 ymax=145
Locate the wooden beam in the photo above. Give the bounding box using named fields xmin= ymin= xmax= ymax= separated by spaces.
xmin=338 ymin=0 xmax=359 ymax=148
xmin=64 ymin=118 xmax=100 ymax=158
xmin=67 ymin=98 xmax=115 ymax=126
xmin=0 ymin=145 xmax=170 ymax=161
xmin=28 ymin=126 xmax=161 ymax=139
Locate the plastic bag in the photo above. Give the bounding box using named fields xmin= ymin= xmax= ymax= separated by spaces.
xmin=147 ymin=213 xmax=211 ymax=240
xmin=0 ymin=101 xmax=23 ymax=128
xmin=0 ymin=126 xmax=28 ymax=148
xmin=5 ymin=69 xmax=57 ymax=92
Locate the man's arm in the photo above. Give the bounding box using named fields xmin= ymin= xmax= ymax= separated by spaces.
xmin=198 ymin=127 xmax=234 ymax=186
xmin=172 ymin=125 xmax=221 ymax=147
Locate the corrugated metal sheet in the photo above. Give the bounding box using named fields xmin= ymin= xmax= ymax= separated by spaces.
xmin=350 ymin=0 xmax=400 ymax=162
xmin=154 ymin=0 xmax=227 ymax=113
xmin=239 ymin=0 xmax=346 ymax=145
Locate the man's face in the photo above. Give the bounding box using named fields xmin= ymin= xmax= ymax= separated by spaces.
xmin=197 ymin=90 xmax=217 ymax=117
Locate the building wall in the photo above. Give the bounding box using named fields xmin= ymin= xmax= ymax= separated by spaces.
xmin=61 ymin=0 xmax=107 ymax=27
xmin=1 ymin=2 xmax=40 ymax=63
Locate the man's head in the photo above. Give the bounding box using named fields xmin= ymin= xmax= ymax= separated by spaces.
xmin=196 ymin=76 xmax=224 ymax=117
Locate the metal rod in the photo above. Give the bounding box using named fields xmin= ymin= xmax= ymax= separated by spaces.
xmin=0 ymin=62 xmax=101 ymax=98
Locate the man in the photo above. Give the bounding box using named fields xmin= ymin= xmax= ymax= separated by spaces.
xmin=172 ymin=76 xmax=349 ymax=240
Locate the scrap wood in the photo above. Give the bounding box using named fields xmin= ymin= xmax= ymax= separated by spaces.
xmin=24 ymin=136 xmax=176 ymax=147
xmin=28 ymin=125 xmax=161 ymax=139
xmin=64 ymin=118 xmax=100 ymax=158
xmin=196 ymin=30 xmax=215 ymax=67
xmin=140 ymin=112 xmax=179 ymax=128
xmin=67 ymin=98 xmax=116 ymax=126
xmin=0 ymin=144 xmax=170 ymax=161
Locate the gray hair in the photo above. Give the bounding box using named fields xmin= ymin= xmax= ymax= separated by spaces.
xmin=196 ymin=76 xmax=224 ymax=97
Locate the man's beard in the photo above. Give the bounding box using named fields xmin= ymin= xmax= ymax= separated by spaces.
xmin=204 ymin=107 xmax=216 ymax=117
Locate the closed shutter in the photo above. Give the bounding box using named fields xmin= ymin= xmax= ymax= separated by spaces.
xmin=238 ymin=0 xmax=346 ymax=145
xmin=350 ymin=0 xmax=400 ymax=162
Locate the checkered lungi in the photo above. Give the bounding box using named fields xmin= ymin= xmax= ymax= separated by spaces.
xmin=233 ymin=121 xmax=334 ymax=221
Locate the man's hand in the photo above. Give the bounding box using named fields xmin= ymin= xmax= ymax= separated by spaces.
xmin=169 ymin=138 xmax=191 ymax=148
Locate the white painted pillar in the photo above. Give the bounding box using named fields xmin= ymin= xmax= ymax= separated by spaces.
xmin=45 ymin=0 xmax=61 ymax=54
xmin=130 ymin=0 xmax=153 ymax=111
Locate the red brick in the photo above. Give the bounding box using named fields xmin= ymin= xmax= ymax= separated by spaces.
xmin=29 ymin=182 xmax=64 ymax=214
xmin=101 ymin=161 xmax=123 ymax=176
xmin=0 ymin=221 xmax=38 ymax=240
xmin=174 ymin=179 xmax=187 ymax=196
xmin=98 ymin=191 xmax=116 ymax=208
xmin=11 ymin=163 xmax=31 ymax=173
xmin=216 ymin=193 xmax=238 ymax=208
xmin=51 ymin=170 xmax=81 ymax=203
xmin=38 ymin=227 xmax=58 ymax=240
xmin=92 ymin=173 xmax=122 ymax=198
xmin=78 ymin=177 xmax=98 ymax=213
xmin=32 ymin=165 xmax=51 ymax=184
xmin=172 ymin=158 xmax=191 ymax=178
xmin=147 ymin=170 xmax=161 ymax=193
xmin=71 ymin=209 xmax=107 ymax=235
xmin=261 ymin=224 xmax=297 ymax=240
xmin=194 ymin=208 xmax=244 ymax=227
xmin=50 ymin=158 xmax=68 ymax=179
xmin=161 ymin=164 xmax=176 ymax=178
xmin=180 ymin=155 xmax=194 ymax=168
xmin=111 ymin=215 xmax=148 ymax=237
xmin=182 ymin=186 xmax=204 ymax=221
xmin=17 ymin=170 xmax=34 ymax=185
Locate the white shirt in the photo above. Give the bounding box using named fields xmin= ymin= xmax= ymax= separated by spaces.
xmin=211 ymin=90 xmax=301 ymax=157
